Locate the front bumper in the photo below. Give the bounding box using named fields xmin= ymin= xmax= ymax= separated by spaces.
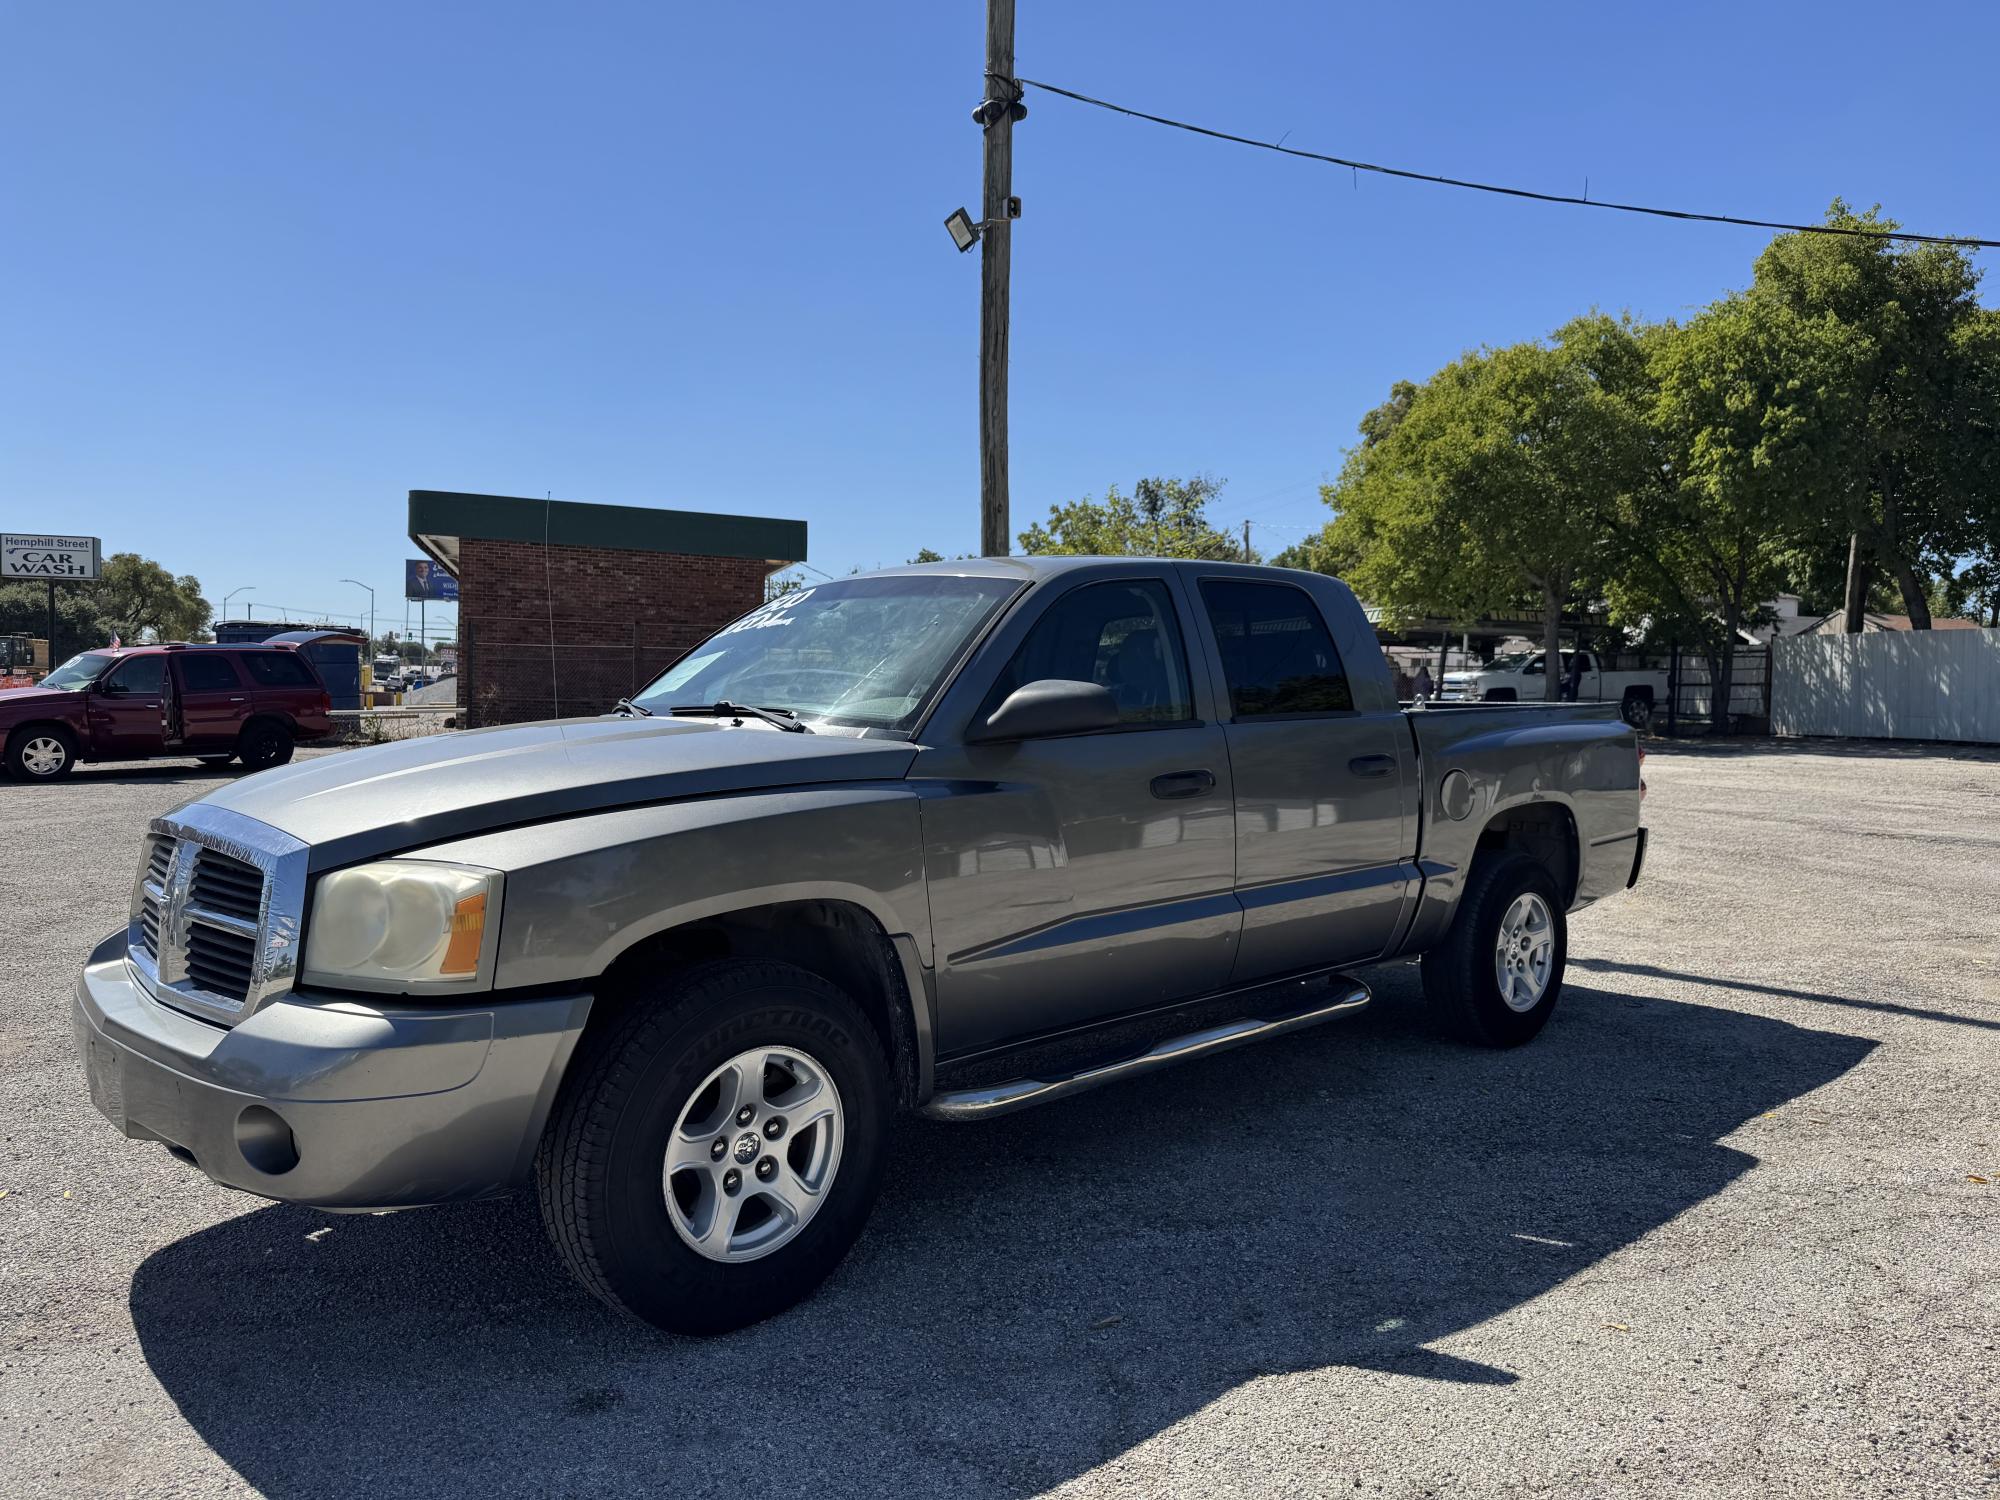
xmin=72 ymin=931 xmax=591 ymax=1210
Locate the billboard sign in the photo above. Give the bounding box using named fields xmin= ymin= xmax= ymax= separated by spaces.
xmin=3 ymin=533 xmax=101 ymax=580
xmin=404 ymin=559 xmax=459 ymax=601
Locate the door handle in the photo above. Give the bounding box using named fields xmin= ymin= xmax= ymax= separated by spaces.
xmin=1348 ymin=754 xmax=1398 ymax=778
xmin=1150 ymin=768 xmax=1216 ymax=800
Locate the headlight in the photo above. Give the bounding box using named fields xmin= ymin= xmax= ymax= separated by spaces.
xmin=301 ymin=861 xmax=501 ymax=991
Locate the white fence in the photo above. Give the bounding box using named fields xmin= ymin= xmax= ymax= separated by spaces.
xmin=1772 ymin=629 xmax=2000 ymax=743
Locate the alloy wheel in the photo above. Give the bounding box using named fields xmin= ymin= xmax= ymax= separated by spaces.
xmin=663 ymin=1046 xmax=844 ymax=1263
xmin=21 ymin=736 xmax=68 ymax=777
xmin=1494 ymin=891 xmax=1555 ymax=1012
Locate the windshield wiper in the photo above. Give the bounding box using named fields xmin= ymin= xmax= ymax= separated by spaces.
xmin=669 ymin=700 xmax=811 ymax=733
xmin=612 ymin=697 xmax=654 ymax=717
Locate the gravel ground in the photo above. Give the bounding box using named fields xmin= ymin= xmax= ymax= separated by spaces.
xmin=3 ymin=741 xmax=1997 ymax=1499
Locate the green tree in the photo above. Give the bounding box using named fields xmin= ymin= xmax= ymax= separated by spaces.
xmin=1620 ymin=294 xmax=1856 ymax=722
xmin=1748 ymin=202 xmax=1997 ymax=628
xmin=1019 ymin=475 xmax=1247 ymax=560
xmin=95 ymin=553 xmax=212 ymax=643
xmin=1315 ymin=316 xmax=1653 ymax=698
xmin=0 ymin=582 xmax=116 ymax=661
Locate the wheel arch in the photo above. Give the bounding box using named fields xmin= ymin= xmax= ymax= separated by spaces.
xmin=1470 ymin=796 xmax=1581 ymax=908
xmin=5 ymin=718 xmax=81 ymax=764
xmin=588 ymin=896 xmax=930 ymax=1109
xmin=237 ymin=710 xmax=298 ymax=739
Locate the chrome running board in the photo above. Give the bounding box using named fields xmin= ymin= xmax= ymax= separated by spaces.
xmin=917 ymin=974 xmax=1371 ymax=1121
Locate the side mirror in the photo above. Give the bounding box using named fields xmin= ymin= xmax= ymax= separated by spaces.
xmin=969 ymin=679 xmax=1122 ymax=743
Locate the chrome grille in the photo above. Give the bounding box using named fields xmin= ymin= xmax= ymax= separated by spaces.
xmin=190 ymin=849 xmax=264 ymax=923
xmin=126 ymin=806 xmax=308 ymax=1026
xmin=185 ymin=921 xmax=258 ymax=1000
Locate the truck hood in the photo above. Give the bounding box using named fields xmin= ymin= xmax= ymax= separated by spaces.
xmin=193 ymin=715 xmax=919 ymax=869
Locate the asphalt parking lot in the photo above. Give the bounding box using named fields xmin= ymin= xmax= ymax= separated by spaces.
xmin=4 ymin=740 xmax=1997 ymax=1499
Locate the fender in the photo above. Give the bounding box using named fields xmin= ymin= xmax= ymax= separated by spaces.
xmin=1395 ymin=708 xmax=1636 ymax=956
xmin=409 ymin=784 xmax=933 ymax=990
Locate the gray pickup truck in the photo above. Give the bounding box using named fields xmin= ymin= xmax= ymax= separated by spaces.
xmin=74 ymin=558 xmax=1646 ymax=1332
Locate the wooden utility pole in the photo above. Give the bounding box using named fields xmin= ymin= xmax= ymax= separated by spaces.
xmin=978 ymin=0 xmax=1017 ymax=557
xmin=1242 ymin=520 xmax=1251 ymax=561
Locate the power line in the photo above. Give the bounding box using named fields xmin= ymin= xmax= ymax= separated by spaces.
xmin=1017 ymin=77 xmax=2000 ymax=250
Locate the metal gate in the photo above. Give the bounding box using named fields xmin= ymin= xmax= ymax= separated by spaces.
xmin=1666 ymin=645 xmax=1770 ymax=734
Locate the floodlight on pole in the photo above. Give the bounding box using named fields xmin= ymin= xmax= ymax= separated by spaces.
xmin=944 ymin=207 xmax=980 ymax=253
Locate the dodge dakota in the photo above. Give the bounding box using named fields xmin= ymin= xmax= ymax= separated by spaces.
xmin=74 ymin=558 xmax=1646 ymax=1332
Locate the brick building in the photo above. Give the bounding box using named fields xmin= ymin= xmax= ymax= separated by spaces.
xmin=408 ymin=490 xmax=805 ymax=726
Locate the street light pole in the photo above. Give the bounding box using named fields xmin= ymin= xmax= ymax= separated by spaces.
xmin=221 ymin=585 xmax=257 ymax=632
xmin=339 ymin=580 xmax=376 ymax=653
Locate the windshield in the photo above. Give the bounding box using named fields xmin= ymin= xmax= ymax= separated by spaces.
xmin=41 ymin=652 xmax=118 ymax=691
xmin=1483 ymin=653 xmax=1534 ymax=672
xmin=630 ymin=575 xmax=1020 ymax=731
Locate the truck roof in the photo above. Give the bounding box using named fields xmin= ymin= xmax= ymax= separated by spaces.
xmin=853 ymin=556 xmax=1322 ymax=583
xmin=81 ymin=641 xmax=301 ymax=655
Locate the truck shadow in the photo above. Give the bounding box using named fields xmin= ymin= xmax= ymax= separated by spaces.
xmin=129 ymin=971 xmax=1873 ymax=1500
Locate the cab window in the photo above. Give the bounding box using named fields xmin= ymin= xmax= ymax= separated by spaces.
xmin=1200 ymin=579 xmax=1354 ymax=717
xmin=980 ymin=579 xmax=1194 ymax=726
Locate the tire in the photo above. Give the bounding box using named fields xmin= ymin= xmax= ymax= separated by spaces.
xmin=536 ymin=959 xmax=892 ymax=1334
xmin=236 ymin=720 xmax=294 ymax=771
xmin=1620 ymin=692 xmax=1653 ymax=731
xmin=1483 ymin=687 xmax=1518 ymax=702
xmin=1421 ymin=851 xmax=1568 ymax=1048
xmin=6 ymin=725 xmax=78 ymax=782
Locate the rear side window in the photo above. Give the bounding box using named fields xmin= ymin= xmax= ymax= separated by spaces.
xmin=981 ymin=579 xmax=1194 ymax=726
xmin=240 ymin=651 xmax=315 ymax=687
xmin=1200 ymin=580 xmax=1354 ymax=717
xmin=177 ymin=655 xmax=241 ymax=692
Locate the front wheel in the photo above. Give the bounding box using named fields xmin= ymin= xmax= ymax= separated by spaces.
xmin=536 ymin=959 xmax=892 ymax=1334
xmin=6 ymin=727 xmax=77 ymax=781
xmin=1421 ymin=852 xmax=1568 ymax=1047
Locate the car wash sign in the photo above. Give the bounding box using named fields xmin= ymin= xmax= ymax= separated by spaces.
xmin=3 ymin=533 xmax=101 ymax=580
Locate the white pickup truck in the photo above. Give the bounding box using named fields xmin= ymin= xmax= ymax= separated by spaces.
xmin=1442 ymin=650 xmax=1666 ymax=727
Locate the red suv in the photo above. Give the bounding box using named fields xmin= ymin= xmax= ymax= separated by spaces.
xmin=0 ymin=643 xmax=334 ymax=782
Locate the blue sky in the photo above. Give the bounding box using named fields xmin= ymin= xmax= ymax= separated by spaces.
xmin=5 ymin=1 xmax=1995 ymax=638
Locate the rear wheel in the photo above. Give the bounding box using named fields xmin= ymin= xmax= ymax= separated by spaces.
xmin=536 ymin=959 xmax=892 ymax=1334
xmin=1620 ymin=691 xmax=1653 ymax=731
xmin=7 ymin=726 xmax=77 ymax=781
xmin=236 ymin=720 xmax=293 ymax=771
xmin=1421 ymin=852 xmax=1567 ymax=1047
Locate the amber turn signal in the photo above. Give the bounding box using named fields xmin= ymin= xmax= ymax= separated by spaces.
xmin=440 ymin=891 xmax=488 ymax=976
